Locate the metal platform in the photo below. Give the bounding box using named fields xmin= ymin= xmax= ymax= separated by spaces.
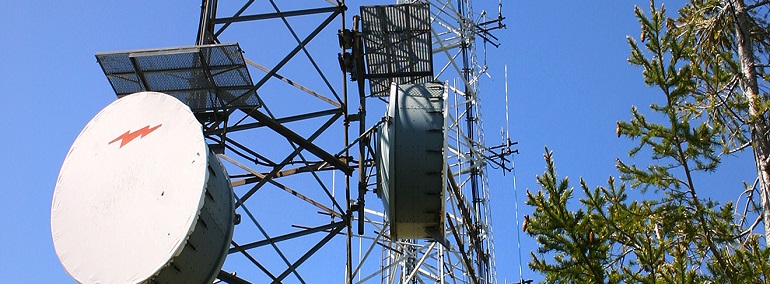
xmin=361 ymin=3 xmax=433 ymax=97
xmin=96 ymin=43 xmax=258 ymax=111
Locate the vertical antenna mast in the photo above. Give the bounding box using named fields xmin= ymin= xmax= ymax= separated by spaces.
xmin=505 ymin=64 xmax=509 ymax=144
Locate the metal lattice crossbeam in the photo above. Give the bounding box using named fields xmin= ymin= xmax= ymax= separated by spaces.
xmin=361 ymin=3 xmax=433 ymax=97
xmin=96 ymin=43 xmax=259 ymax=111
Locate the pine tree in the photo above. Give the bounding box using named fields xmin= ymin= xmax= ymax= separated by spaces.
xmin=526 ymin=1 xmax=770 ymax=282
xmin=678 ymin=0 xmax=770 ymax=243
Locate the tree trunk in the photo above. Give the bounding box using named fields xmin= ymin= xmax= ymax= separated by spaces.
xmin=732 ymin=0 xmax=770 ymax=243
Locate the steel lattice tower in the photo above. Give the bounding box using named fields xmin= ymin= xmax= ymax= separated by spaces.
xmin=105 ymin=1 xmax=509 ymax=283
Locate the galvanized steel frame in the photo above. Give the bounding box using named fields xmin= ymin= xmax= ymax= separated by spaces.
xmin=192 ymin=0 xmax=503 ymax=283
xmin=197 ymin=1 xmax=353 ymax=283
xmin=353 ymin=1 xmax=502 ymax=283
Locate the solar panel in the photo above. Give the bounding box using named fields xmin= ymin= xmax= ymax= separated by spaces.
xmin=96 ymin=43 xmax=259 ymax=111
xmin=361 ymin=4 xmax=434 ymax=97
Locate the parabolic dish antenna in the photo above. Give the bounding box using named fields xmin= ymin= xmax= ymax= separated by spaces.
xmin=51 ymin=91 xmax=235 ymax=283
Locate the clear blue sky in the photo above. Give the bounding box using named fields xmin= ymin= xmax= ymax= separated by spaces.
xmin=1 ymin=1 xmax=755 ymax=283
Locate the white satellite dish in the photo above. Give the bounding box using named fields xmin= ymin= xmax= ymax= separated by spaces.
xmin=51 ymin=92 xmax=235 ymax=283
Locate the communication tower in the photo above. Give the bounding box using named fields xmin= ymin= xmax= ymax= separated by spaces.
xmin=53 ymin=1 xmax=512 ymax=283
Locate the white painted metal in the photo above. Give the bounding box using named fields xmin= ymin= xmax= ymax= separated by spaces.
xmin=51 ymin=92 xmax=234 ymax=284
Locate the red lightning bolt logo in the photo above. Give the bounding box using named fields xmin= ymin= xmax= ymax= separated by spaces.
xmin=109 ymin=124 xmax=163 ymax=148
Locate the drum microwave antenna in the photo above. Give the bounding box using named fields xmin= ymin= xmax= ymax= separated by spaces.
xmin=52 ymin=92 xmax=235 ymax=284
